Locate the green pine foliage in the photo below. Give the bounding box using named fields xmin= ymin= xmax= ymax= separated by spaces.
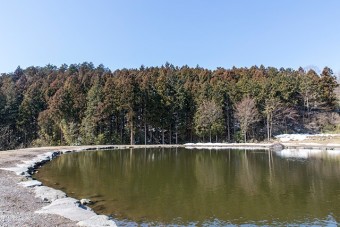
xmin=0 ymin=63 xmax=338 ymax=149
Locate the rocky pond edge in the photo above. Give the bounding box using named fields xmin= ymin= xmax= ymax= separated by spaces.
xmin=1 ymin=142 xmax=340 ymax=226
xmin=0 ymin=144 xmax=190 ymax=227
xmin=0 ymin=146 xmax=120 ymax=227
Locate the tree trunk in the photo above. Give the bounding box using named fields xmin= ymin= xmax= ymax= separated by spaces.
xmin=120 ymin=115 xmax=123 ymax=143
xmin=60 ymin=127 xmax=63 ymax=144
xmin=175 ymin=124 xmax=178 ymax=144
xmin=149 ymin=130 xmax=153 ymax=144
xmin=267 ymin=114 xmax=270 ymax=141
xmin=144 ymin=122 xmax=147 ymax=145
xmin=162 ymin=128 xmax=165 ymax=144
xmin=226 ymin=102 xmax=231 ymax=141
xmin=130 ymin=120 xmax=134 ymax=145
xmin=270 ymin=115 xmax=273 ymax=140
xmin=24 ymin=132 xmax=27 ymax=147
xmin=169 ymin=125 xmax=172 ymax=145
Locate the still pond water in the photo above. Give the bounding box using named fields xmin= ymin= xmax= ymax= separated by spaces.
xmin=34 ymin=148 xmax=340 ymax=226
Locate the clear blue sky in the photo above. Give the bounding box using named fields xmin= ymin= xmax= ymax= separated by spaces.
xmin=1 ymin=0 xmax=340 ymax=74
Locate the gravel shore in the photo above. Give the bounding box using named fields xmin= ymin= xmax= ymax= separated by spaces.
xmin=0 ymin=147 xmax=80 ymax=227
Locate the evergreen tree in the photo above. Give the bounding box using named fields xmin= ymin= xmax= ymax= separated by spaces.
xmin=0 ymin=63 xmax=339 ymax=149
xmin=319 ymin=67 xmax=338 ymax=110
xmin=81 ymin=77 xmax=104 ymax=144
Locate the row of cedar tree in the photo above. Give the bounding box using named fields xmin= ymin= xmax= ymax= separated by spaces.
xmin=0 ymin=62 xmax=339 ymax=150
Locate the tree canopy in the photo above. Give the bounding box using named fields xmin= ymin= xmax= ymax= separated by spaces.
xmin=0 ymin=63 xmax=338 ymax=150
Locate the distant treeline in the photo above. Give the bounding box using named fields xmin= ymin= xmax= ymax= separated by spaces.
xmin=0 ymin=62 xmax=338 ymax=149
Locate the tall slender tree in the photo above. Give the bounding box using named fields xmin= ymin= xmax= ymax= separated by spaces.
xmin=235 ymin=96 xmax=259 ymax=142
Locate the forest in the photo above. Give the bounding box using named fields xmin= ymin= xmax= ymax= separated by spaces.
xmin=0 ymin=62 xmax=338 ymax=150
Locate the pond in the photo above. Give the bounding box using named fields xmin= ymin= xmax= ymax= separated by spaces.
xmin=34 ymin=148 xmax=340 ymax=226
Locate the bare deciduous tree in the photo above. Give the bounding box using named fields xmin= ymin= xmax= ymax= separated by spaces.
xmin=264 ymin=98 xmax=299 ymax=140
xmin=235 ymin=96 xmax=259 ymax=142
xmin=194 ymin=100 xmax=224 ymax=142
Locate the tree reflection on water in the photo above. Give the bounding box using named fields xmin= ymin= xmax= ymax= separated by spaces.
xmin=35 ymin=148 xmax=340 ymax=225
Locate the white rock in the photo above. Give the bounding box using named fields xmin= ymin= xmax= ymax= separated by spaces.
xmin=35 ymin=186 xmax=67 ymax=202
xmin=80 ymin=199 xmax=92 ymax=205
xmin=36 ymin=198 xmax=96 ymax=222
xmin=77 ymin=215 xmax=117 ymax=227
xmin=2 ymin=148 xmax=117 ymax=227
xmin=18 ymin=180 xmax=42 ymax=188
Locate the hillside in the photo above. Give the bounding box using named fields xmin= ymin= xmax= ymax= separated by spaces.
xmin=0 ymin=63 xmax=338 ymax=150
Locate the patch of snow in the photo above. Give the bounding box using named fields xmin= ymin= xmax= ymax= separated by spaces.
xmin=275 ymin=133 xmax=340 ymax=142
xmin=316 ymin=134 xmax=340 ymax=137
xmin=325 ymin=143 xmax=340 ymax=147
xmin=185 ymin=146 xmax=269 ymax=150
xmin=18 ymin=180 xmax=42 ymax=188
xmin=298 ymin=142 xmax=322 ymax=146
xmin=184 ymin=142 xmax=228 ymax=146
xmin=275 ymin=134 xmax=309 ymax=142
xmin=184 ymin=142 xmax=271 ymax=150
